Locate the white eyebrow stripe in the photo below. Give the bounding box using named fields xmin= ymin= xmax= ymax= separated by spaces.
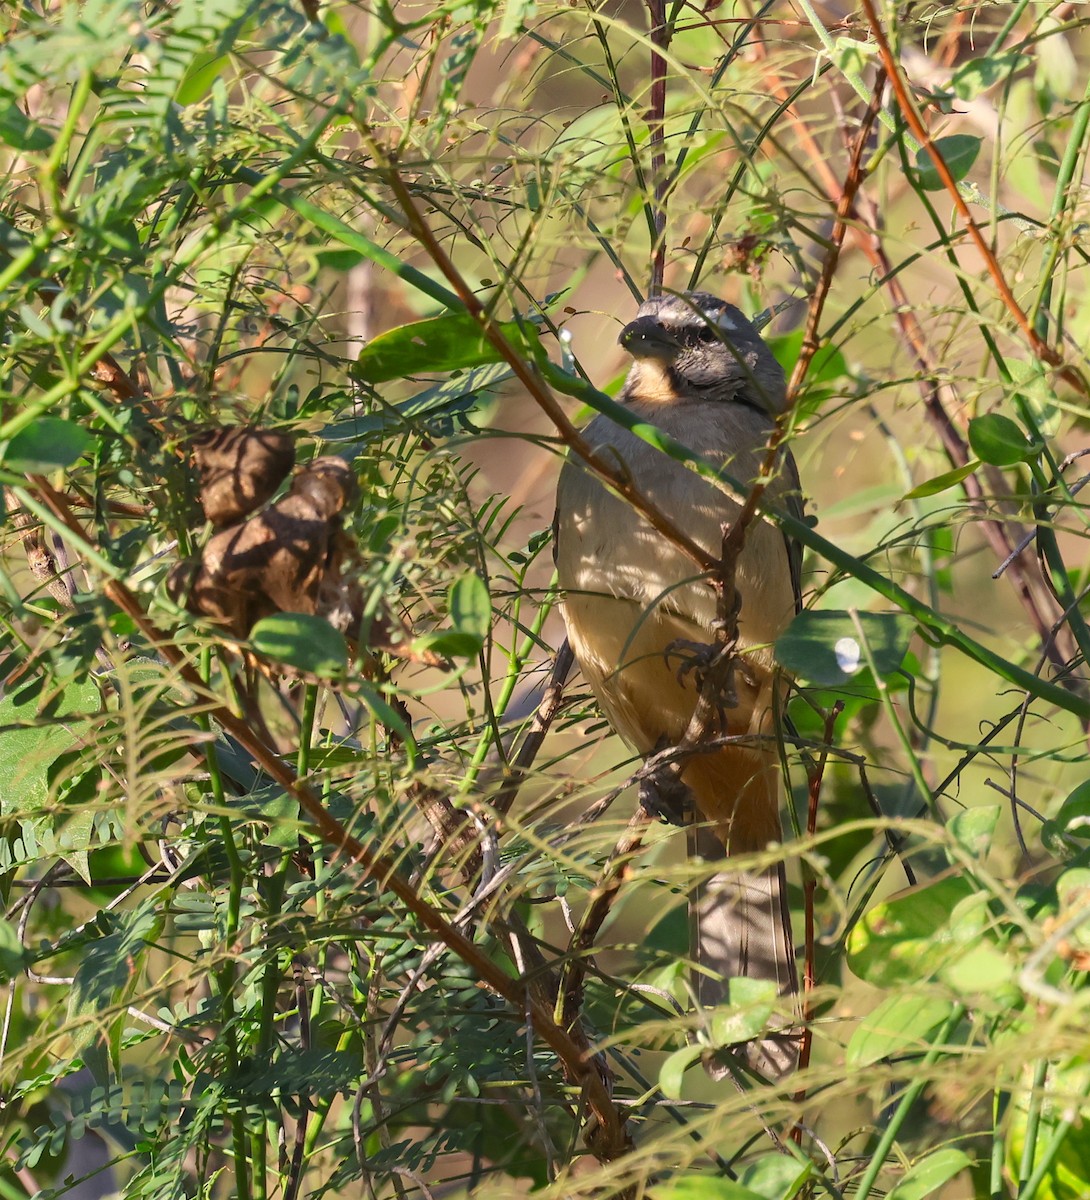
xmin=708 ymin=308 xmax=739 ymax=331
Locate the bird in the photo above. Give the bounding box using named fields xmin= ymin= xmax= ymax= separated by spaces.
xmin=553 ymin=291 xmax=803 ymax=1080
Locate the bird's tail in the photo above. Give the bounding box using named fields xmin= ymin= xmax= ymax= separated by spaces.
xmin=688 ymin=823 xmax=799 ymax=1079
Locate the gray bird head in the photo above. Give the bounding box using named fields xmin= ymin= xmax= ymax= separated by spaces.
xmin=619 ymin=292 xmax=788 ymax=415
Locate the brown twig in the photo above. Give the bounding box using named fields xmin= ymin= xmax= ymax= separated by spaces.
xmin=859 ymin=0 xmax=1087 ymax=397
xmin=723 ymin=79 xmax=882 ymax=569
xmin=795 ymin=700 xmax=840 ymax=1089
xmin=647 ymin=0 xmax=670 ymax=295
xmin=556 ymin=806 xmax=652 ymax=1033
xmin=491 ymin=638 xmax=575 ymax=819
xmin=756 ymin=47 xmax=1078 ymax=684
xmin=24 ymin=475 xmax=634 ymax=1165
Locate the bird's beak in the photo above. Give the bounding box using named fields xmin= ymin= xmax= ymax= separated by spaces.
xmin=619 ymin=315 xmax=680 ymax=360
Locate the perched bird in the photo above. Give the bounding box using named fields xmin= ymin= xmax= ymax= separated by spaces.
xmin=554 ymin=292 xmax=802 ymax=1079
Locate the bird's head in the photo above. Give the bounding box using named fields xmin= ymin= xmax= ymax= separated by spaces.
xmin=618 ymin=292 xmax=787 ymax=415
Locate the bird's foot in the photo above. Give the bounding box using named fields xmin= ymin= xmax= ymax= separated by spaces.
xmin=663 ymin=629 xmax=744 ymax=711
xmin=638 ymin=737 xmax=692 ymax=827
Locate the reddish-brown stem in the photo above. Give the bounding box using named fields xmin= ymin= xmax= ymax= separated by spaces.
xmin=647 ymin=0 xmax=670 ymax=294
xmin=722 ymin=83 xmax=882 ymax=569
xmin=859 ymin=0 xmax=1087 ymax=397
xmin=370 ymin=146 xmax=718 ymax=576
xmin=796 ymin=702 xmax=841 ymax=1083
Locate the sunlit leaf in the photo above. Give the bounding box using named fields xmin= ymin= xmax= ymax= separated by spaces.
xmin=968 ymin=412 xmax=1039 ymax=465
xmin=250 ymin=613 xmax=349 ymax=677
xmin=354 ymin=313 xmax=542 ymax=383
xmin=776 ymin=610 xmax=915 ymax=686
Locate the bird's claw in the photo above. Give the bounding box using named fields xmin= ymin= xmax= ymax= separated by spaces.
xmin=638 ymin=738 xmax=692 ymax=827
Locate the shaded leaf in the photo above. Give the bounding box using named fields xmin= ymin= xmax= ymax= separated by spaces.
xmin=888 ymin=1148 xmax=972 ymax=1200
xmin=251 ymin=613 xmax=349 ymax=677
xmin=847 ymin=994 xmax=957 ymax=1067
xmin=4 ymin=417 xmax=94 ymax=472
xmin=658 ymin=1044 xmax=703 ymax=1100
xmin=912 ymin=135 xmax=981 ymax=190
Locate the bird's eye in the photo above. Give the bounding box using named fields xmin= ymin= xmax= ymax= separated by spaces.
xmin=695 ymin=325 xmax=719 ymax=342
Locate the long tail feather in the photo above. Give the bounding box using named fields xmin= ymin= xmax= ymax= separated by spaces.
xmin=689 ymin=824 xmax=800 ymax=1081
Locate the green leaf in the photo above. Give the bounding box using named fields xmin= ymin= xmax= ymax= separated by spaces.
xmin=354 ymin=313 xmax=542 ymax=383
xmin=0 ymin=103 xmax=52 ymax=152
xmin=708 ymin=977 xmax=778 ymax=1046
xmin=0 ymin=917 xmax=31 ymax=983
xmin=1042 ymin=781 xmax=1090 ymax=853
xmin=766 ymin=328 xmax=848 ymax=385
xmin=449 ymin=571 xmax=490 ymax=640
xmin=846 ymin=875 xmax=976 ymax=986
xmin=951 ymin=53 xmax=1031 ymax=101
xmin=941 ymin=940 xmax=1012 ymax=994
xmin=887 ymin=1148 xmax=972 ymax=1200
xmin=658 ymin=1044 xmax=703 ymax=1100
xmin=912 ymin=135 xmax=981 ymax=190
xmin=902 ymin=460 xmax=980 ymax=500
xmin=3 ymin=417 xmax=94 ymax=472
xmin=846 ymin=994 xmax=957 ymax=1067
xmin=948 ymin=804 xmax=1001 ymax=857
xmin=776 ymin=610 xmax=915 ymax=686
xmin=414 ymin=571 xmax=491 ymax=660
xmin=737 ymin=1153 xmax=812 ymax=1200
xmin=0 ymin=676 xmax=101 ymax=822
xmin=175 ymin=50 xmax=231 ymax=106
xmin=250 ymin=613 xmax=348 ymax=677
xmin=968 ymin=413 xmax=1039 ymax=465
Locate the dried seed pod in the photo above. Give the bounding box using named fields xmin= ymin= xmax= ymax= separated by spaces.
xmin=169 ymin=456 xmax=357 ymax=637
xmin=192 ymin=426 xmax=295 ymax=526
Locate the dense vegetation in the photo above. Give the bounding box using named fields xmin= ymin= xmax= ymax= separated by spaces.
xmin=2 ymin=2 xmax=1090 ymax=1198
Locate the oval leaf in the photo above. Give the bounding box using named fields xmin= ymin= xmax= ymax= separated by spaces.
xmin=968 ymin=412 xmax=1038 ymax=465
xmin=887 ymin=1148 xmax=972 ymax=1200
xmin=657 ymin=1044 xmax=703 ymax=1100
xmin=354 ymin=314 xmax=541 ymax=383
xmin=414 ymin=571 xmax=491 ymax=660
xmin=652 ymin=1179 xmax=764 ymax=1200
xmin=846 ymin=875 xmax=976 ymax=986
xmin=776 ymin=610 xmax=915 ymax=686
xmin=913 ymin=134 xmax=981 ymax=190
xmin=4 ymin=417 xmax=94 ymax=472
xmin=847 ymin=994 xmax=957 ymax=1067
xmin=708 ymin=977 xmax=778 ymax=1046
xmin=449 ymin=570 xmax=490 ymax=641
xmin=250 ymin=613 xmax=348 ymax=677
xmin=948 ymin=804 xmax=1000 ymax=856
